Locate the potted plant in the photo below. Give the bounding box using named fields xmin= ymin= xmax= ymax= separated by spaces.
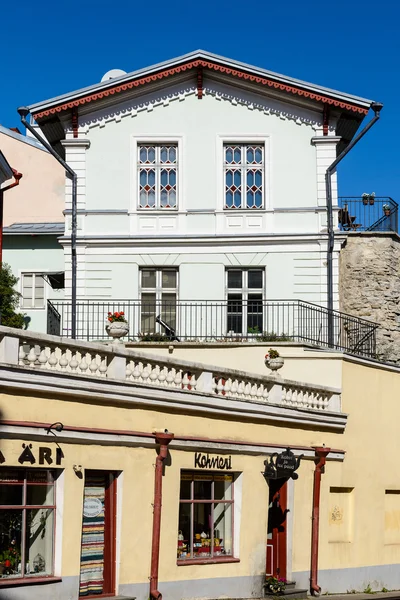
xmin=383 ymin=204 xmax=391 ymax=217
xmin=362 ymin=193 xmax=369 ymax=206
xmin=105 ymin=311 xmax=129 ymax=341
xmin=264 ymin=349 xmax=284 ymax=372
xmin=264 ymin=576 xmax=286 ymax=595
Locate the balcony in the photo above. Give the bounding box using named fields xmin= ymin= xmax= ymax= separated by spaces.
xmin=47 ymin=299 xmax=378 ymax=359
xmin=338 ymin=196 xmax=398 ymax=233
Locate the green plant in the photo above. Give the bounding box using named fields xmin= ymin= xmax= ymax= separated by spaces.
xmin=363 ymin=584 xmax=376 ymax=594
xmin=0 ymin=264 xmax=25 ymax=329
xmin=381 ymin=588 xmax=389 ymax=593
xmin=264 ymin=576 xmax=286 ymax=594
xmin=266 ymin=348 xmax=280 ymax=360
xmin=138 ymin=332 xmax=169 ymax=342
xmin=107 ymin=311 xmax=127 ymax=323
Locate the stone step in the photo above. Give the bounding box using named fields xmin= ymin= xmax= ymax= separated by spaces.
xmin=265 ymin=593 xmax=308 ymax=600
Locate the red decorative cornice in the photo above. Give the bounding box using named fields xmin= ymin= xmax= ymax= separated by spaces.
xmin=32 ymin=60 xmax=369 ymax=119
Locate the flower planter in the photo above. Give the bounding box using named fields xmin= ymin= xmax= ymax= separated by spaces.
xmin=106 ymin=321 xmax=129 ymax=341
xmin=362 ymin=198 xmax=369 ymax=206
xmin=265 ymin=357 xmax=284 ymax=372
xmin=384 ymin=210 xmax=391 ymax=217
xmin=369 ymin=198 xmax=375 ymax=205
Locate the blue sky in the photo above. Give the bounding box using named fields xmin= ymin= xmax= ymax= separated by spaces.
xmin=1 ymin=0 xmax=399 ymax=199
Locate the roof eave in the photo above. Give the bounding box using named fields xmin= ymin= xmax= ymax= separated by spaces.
xmin=27 ymin=50 xmax=373 ymax=116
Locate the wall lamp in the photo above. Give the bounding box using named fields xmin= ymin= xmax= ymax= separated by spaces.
xmin=45 ymin=422 xmax=64 ymax=436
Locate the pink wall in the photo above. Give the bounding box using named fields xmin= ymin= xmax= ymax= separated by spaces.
xmin=1 ymin=130 xmax=64 ymax=226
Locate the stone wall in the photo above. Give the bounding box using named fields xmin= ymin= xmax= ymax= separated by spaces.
xmin=339 ymin=232 xmax=400 ymax=364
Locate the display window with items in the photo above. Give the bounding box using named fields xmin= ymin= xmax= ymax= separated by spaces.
xmin=0 ymin=469 xmax=57 ymax=580
xmin=177 ymin=472 xmax=235 ymax=562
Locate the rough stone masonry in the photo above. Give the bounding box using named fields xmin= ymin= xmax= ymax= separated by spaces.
xmin=340 ymin=232 xmax=400 ymax=364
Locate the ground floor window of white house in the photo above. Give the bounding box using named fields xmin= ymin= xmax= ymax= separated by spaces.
xmin=227 ymin=269 xmax=263 ymax=335
xmin=0 ymin=469 xmax=56 ymax=579
xmin=21 ymin=273 xmax=45 ymax=309
xmin=140 ymin=268 xmax=178 ymax=335
xmin=178 ymin=472 xmax=234 ymax=561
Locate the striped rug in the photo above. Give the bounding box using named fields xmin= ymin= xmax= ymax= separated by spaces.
xmin=79 ymin=475 xmax=106 ymax=596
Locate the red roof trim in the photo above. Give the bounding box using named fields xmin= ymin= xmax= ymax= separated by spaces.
xmin=32 ymin=60 xmax=369 ymax=119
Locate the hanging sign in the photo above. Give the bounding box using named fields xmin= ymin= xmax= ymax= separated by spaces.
xmin=194 ymin=452 xmax=232 ymax=470
xmin=263 ymin=448 xmax=303 ymax=480
xmin=83 ymin=497 xmax=103 ymax=518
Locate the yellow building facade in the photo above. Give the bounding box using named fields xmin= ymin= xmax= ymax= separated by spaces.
xmin=0 ymin=326 xmax=399 ymax=600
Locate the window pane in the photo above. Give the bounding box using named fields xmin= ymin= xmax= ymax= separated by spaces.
xmin=26 ymin=484 xmax=54 ymax=507
xmin=162 ymin=270 xmax=176 ymax=289
xmin=25 ymin=508 xmax=54 ymax=576
xmin=194 ymin=478 xmax=212 ymax=500
xmin=141 ymin=270 xmax=156 ymax=289
xmin=0 ymin=509 xmax=22 ymax=578
xmin=213 ymin=503 xmax=233 ymax=556
xmin=248 ymin=293 xmax=263 ymax=332
xmin=177 ymin=503 xmax=191 ymax=559
xmin=193 ymin=503 xmax=212 ymax=558
xmin=227 ymin=271 xmax=242 ymax=289
xmin=214 ymin=475 xmax=233 ymax=501
xmin=0 ymin=485 xmax=23 ymax=506
xmin=161 ymin=294 xmax=176 ymax=330
xmin=227 ymin=293 xmax=243 ymax=334
xmin=248 ymin=270 xmax=263 ymax=289
xmin=180 ymin=476 xmax=192 ymax=500
xmin=141 ymin=294 xmax=156 ymax=332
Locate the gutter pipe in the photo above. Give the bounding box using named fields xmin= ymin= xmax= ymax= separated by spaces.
xmin=150 ymin=430 xmax=174 ymax=600
xmin=310 ymin=446 xmax=330 ymax=596
xmin=0 ymin=169 xmax=23 ymax=266
xmin=326 ymin=101 xmax=383 ymax=346
xmin=17 ymin=107 xmax=78 ymax=339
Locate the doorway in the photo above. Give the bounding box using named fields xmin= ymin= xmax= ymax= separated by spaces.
xmin=79 ymin=471 xmax=117 ymax=597
xmin=266 ymin=478 xmax=288 ymax=580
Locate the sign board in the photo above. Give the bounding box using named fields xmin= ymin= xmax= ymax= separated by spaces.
xmin=263 ymin=448 xmax=303 ymax=480
xmin=194 ymin=452 xmax=232 ymax=470
xmin=83 ymin=497 xmax=103 ymax=518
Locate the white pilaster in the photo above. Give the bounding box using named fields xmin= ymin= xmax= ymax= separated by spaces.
xmin=311 ymin=136 xmax=342 ymax=208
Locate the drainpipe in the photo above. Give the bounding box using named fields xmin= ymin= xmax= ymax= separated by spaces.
xmin=0 ymin=169 xmax=23 ymax=266
xmin=326 ymin=101 xmax=383 ymax=346
xmin=310 ymin=446 xmax=330 ymax=596
xmin=17 ymin=107 xmax=78 ymax=340
xmin=150 ymin=430 xmax=174 ymax=600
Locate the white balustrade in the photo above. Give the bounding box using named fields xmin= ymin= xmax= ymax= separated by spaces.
xmin=125 ymin=360 xmax=197 ymax=391
xmin=18 ymin=342 xmax=108 ymax=377
xmin=0 ymin=329 xmax=341 ymax=414
xmin=281 ymin=385 xmax=330 ymax=410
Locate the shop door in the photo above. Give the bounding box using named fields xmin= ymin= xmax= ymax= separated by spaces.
xmin=79 ymin=471 xmax=117 ymax=598
xmin=266 ymin=478 xmax=288 ymax=580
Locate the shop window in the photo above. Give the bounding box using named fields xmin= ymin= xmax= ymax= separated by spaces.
xmin=177 ymin=472 xmax=234 ymax=561
xmin=0 ymin=469 xmax=56 ymax=579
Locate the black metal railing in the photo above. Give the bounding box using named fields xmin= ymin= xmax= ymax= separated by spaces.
xmin=47 ymin=298 xmax=378 ymax=358
xmin=338 ymin=196 xmax=398 ymax=233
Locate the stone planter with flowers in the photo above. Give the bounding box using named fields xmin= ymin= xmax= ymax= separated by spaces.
xmin=383 ymin=204 xmax=391 ymax=217
xmin=106 ymin=311 xmax=129 ymax=341
xmin=264 ymin=348 xmax=284 ymax=374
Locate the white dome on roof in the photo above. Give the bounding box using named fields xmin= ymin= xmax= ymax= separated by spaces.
xmin=101 ymin=69 xmax=127 ymax=82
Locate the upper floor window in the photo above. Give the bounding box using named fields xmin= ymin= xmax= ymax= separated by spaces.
xmin=138 ymin=144 xmax=178 ymax=210
xmin=224 ymin=144 xmax=264 ymax=210
xmin=21 ymin=273 xmax=45 ymax=309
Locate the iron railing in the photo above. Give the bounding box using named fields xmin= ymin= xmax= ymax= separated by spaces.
xmin=338 ymin=196 xmax=398 ymax=233
xmin=47 ymin=298 xmax=378 ymax=358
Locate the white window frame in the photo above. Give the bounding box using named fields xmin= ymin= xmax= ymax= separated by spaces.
xmin=226 ymin=268 xmax=265 ymax=335
xmin=139 ymin=267 xmax=179 ymax=333
xmin=20 ymin=272 xmax=47 ymax=310
xmin=224 ymin=144 xmax=264 ymax=210
xmin=131 ymin=136 xmax=184 ymax=213
xmin=216 ymin=135 xmax=270 ymax=212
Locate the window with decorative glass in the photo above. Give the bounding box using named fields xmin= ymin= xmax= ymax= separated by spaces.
xmin=138 ymin=144 xmax=178 ymax=209
xmin=224 ymin=144 xmax=264 ymax=209
xmin=177 ymin=472 xmax=234 ymax=562
xmin=227 ymin=269 xmax=264 ymax=335
xmin=21 ymin=273 xmax=45 ymax=309
xmin=0 ymin=469 xmax=56 ymax=580
xmin=140 ymin=268 xmax=178 ymax=334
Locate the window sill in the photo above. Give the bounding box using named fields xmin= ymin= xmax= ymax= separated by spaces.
xmin=0 ymin=576 xmax=62 ymax=588
xmin=177 ymin=557 xmax=240 ymax=566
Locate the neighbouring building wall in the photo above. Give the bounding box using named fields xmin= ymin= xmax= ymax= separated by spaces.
xmin=0 ymin=128 xmax=64 ymax=226
xmin=339 ymin=232 xmax=400 ymax=364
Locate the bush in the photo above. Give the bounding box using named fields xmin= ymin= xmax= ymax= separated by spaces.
xmin=0 ymin=264 xmax=25 ymax=329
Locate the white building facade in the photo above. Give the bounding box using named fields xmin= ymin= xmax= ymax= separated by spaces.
xmin=27 ymin=51 xmax=374 ymax=342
